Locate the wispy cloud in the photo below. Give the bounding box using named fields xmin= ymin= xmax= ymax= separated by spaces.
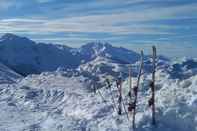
xmin=1 ymin=2 xmax=197 ymax=34
xmin=0 ymin=0 xmax=197 ymax=57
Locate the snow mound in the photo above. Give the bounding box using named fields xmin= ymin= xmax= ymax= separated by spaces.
xmin=0 ymin=66 xmax=196 ymax=131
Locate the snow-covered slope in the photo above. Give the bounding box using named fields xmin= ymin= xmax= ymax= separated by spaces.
xmin=78 ymin=56 xmax=126 ymax=78
xmin=167 ymin=58 xmax=197 ymax=79
xmin=78 ymin=42 xmax=140 ymax=63
xmin=0 ymin=61 xmax=196 ymax=131
xmin=78 ymin=55 xmax=171 ymax=82
xmin=0 ymin=33 xmax=82 ymax=76
xmin=0 ymin=62 xmax=22 ymax=84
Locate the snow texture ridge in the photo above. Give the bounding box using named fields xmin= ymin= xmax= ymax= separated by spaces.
xmin=0 ymin=59 xmax=196 ymax=130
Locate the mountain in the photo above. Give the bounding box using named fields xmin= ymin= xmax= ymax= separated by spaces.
xmin=0 ymin=33 xmax=81 ymax=75
xmin=0 ymin=62 xmax=22 ymax=84
xmin=0 ymin=33 xmax=140 ymax=76
xmin=78 ymin=42 xmax=140 ymax=64
xmin=1 ymin=33 xmax=194 ymax=81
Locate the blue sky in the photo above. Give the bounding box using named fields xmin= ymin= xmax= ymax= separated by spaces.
xmin=0 ymin=0 xmax=197 ymax=58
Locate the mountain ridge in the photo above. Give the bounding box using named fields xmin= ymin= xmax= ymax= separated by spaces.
xmin=0 ymin=33 xmax=141 ymax=76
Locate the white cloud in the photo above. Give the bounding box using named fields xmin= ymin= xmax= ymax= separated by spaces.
xmin=0 ymin=13 xmax=172 ymax=36
xmin=0 ymin=2 xmax=196 ymax=37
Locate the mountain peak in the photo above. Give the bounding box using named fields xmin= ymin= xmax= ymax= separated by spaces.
xmin=81 ymin=42 xmax=111 ymax=49
xmin=0 ymin=33 xmax=34 ymax=44
xmin=1 ymin=33 xmax=20 ymax=40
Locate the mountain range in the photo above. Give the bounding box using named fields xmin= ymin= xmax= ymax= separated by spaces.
xmin=0 ymin=33 xmax=196 ymax=81
xmin=0 ymin=33 xmax=140 ymax=76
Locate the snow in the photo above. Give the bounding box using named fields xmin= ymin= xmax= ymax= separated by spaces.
xmin=0 ymin=60 xmax=196 ymax=131
xmin=0 ymin=33 xmax=196 ymax=131
xmin=0 ymin=34 xmax=140 ymax=76
xmin=0 ymin=62 xmax=22 ymax=84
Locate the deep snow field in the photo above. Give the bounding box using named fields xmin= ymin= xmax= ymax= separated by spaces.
xmin=0 ymin=60 xmax=196 ymax=131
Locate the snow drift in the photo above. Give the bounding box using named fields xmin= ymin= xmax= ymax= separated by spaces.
xmin=0 ymin=59 xmax=196 ymax=131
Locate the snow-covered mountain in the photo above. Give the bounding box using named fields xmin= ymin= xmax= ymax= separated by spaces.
xmin=0 ymin=33 xmax=81 ymax=76
xmin=0 ymin=34 xmax=140 ymax=76
xmin=0 ymin=62 xmax=22 ymax=84
xmin=78 ymin=42 xmax=140 ymax=63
